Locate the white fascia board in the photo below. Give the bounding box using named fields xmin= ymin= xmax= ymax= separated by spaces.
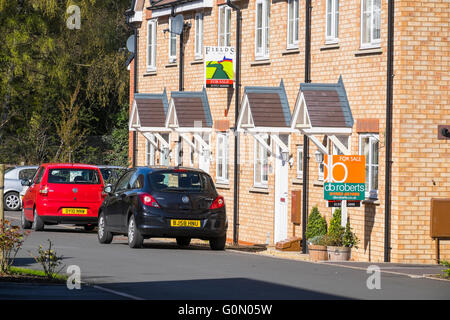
xmin=129 ymin=10 xmax=143 ymax=23
xmin=236 ymin=94 xmax=251 ymax=131
xmin=247 ymin=127 xmax=295 ymax=134
xmin=151 ymin=0 xmax=213 ymax=18
xmin=291 ymin=92 xmax=311 ymax=130
xmin=138 ymin=127 xmax=172 ymax=133
xmin=302 ymin=127 xmax=352 ymax=135
xmin=175 ymin=127 xmax=212 ymax=133
xmin=328 ymin=135 xmax=350 ymax=155
xmin=128 ymin=100 xmax=139 ymax=131
xmin=165 ymin=99 xmax=178 ymax=129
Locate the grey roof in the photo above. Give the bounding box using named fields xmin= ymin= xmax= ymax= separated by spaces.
xmin=170 ymin=88 xmax=213 ymax=128
xmin=299 ymin=76 xmax=354 ymax=128
xmin=243 ymin=80 xmax=291 ymax=128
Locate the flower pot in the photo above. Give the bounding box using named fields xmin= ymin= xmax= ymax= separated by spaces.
xmin=308 ymin=244 xmax=328 ymax=261
xmin=327 ymin=246 xmax=351 ymax=261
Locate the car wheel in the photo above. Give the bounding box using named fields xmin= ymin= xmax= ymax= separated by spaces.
xmin=97 ymin=212 xmax=113 ymax=244
xmin=32 ymin=207 xmax=44 ymax=231
xmin=176 ymin=237 xmax=191 ymax=247
xmin=4 ymin=192 xmax=21 ymax=211
xmin=21 ymin=209 xmax=32 ymax=230
xmin=209 ymin=235 xmax=226 ymax=251
xmin=128 ymin=215 xmax=143 ymax=249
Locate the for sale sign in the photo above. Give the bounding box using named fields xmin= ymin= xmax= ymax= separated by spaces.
xmin=323 ymin=155 xmax=366 ymax=201
xmin=205 ymin=46 xmax=235 ymax=88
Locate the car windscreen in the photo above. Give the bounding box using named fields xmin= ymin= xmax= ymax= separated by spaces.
xmin=148 ymin=171 xmax=211 ymax=192
xmin=47 ymin=169 xmax=101 ymax=184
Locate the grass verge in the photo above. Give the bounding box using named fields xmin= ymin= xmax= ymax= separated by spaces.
xmin=0 ymin=267 xmax=67 ymax=284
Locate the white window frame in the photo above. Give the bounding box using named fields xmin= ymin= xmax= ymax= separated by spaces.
xmin=218 ymin=6 xmax=231 ymax=47
xmin=287 ymin=0 xmax=299 ymax=49
xmin=255 ymin=0 xmax=270 ymax=60
xmin=359 ymin=133 xmax=379 ymax=198
xmin=147 ymin=19 xmax=157 ymax=71
xmin=216 ymin=132 xmax=229 ymax=183
xmin=169 ymin=17 xmax=177 ymax=63
xmin=360 ymin=0 xmax=381 ymax=49
xmin=325 ymin=0 xmax=339 ymax=44
xmin=296 ymin=145 xmax=303 ymax=178
xmin=194 ymin=12 xmax=204 ymax=60
xmin=254 ymin=134 xmax=270 ymax=188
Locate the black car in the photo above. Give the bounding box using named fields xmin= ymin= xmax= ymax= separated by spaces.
xmin=97 ymin=167 xmax=228 ymax=250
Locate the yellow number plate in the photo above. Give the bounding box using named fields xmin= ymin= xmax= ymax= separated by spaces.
xmin=62 ymin=208 xmax=87 ymax=215
xmin=170 ymin=220 xmax=201 ymax=228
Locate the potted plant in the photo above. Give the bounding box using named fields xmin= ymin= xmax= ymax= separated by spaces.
xmin=305 ymin=206 xmax=328 ymax=261
xmin=325 ymin=209 xmax=359 ymax=261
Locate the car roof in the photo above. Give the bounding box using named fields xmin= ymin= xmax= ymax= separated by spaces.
xmin=135 ymin=166 xmax=207 ymax=174
xmin=10 ymin=165 xmax=39 ymax=170
xmin=41 ymin=163 xmax=101 ymax=170
xmin=95 ymin=165 xmax=126 ymax=169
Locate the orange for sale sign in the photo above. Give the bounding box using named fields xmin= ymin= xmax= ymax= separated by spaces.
xmin=323 ymin=155 xmax=366 ymax=200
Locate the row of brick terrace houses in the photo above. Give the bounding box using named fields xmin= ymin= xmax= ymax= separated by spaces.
xmin=124 ymin=0 xmax=449 ymax=264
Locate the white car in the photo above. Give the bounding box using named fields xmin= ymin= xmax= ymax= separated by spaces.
xmin=4 ymin=166 xmax=38 ymax=211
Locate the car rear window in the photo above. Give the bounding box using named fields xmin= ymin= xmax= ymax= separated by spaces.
xmin=48 ymin=169 xmax=101 ymax=184
xmin=148 ymin=171 xmax=211 ymax=192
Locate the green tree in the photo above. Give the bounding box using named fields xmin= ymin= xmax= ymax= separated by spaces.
xmin=305 ymin=206 xmax=327 ymax=240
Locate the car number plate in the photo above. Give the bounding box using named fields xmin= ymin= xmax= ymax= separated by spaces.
xmin=62 ymin=208 xmax=88 ymax=215
xmin=170 ymin=220 xmax=201 ymax=228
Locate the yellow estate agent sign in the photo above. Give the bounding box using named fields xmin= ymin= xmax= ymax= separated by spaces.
xmin=324 ymin=155 xmax=366 ymax=201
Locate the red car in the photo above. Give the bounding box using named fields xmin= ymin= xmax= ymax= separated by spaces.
xmin=21 ymin=163 xmax=106 ymax=231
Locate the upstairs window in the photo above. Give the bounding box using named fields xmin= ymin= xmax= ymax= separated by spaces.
xmin=361 ymin=0 xmax=381 ymax=48
xmin=326 ymin=0 xmax=339 ymax=43
xmin=287 ymin=0 xmax=299 ymax=48
xmin=218 ymin=6 xmax=231 ymax=47
xmin=147 ymin=19 xmax=157 ymax=71
xmin=169 ymin=17 xmax=177 ymax=63
xmin=194 ymin=13 xmax=204 ymax=59
xmin=255 ymin=0 xmax=270 ymax=59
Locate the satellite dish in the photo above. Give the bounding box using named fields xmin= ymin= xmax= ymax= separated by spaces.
xmin=126 ymin=35 xmax=135 ymax=53
xmin=170 ymin=14 xmax=184 ymax=35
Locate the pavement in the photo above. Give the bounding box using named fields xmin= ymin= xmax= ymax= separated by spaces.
xmin=1 ymin=210 xmax=449 ymax=300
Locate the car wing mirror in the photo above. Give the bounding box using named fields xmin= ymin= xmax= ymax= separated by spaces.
xmin=103 ymin=185 xmax=113 ymax=194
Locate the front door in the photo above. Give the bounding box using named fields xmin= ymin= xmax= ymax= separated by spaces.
xmin=274 ymin=135 xmax=289 ymax=243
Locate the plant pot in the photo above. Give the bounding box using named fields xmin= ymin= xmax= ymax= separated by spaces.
xmin=327 ymin=246 xmax=351 ymax=261
xmin=308 ymin=244 xmax=328 ymax=261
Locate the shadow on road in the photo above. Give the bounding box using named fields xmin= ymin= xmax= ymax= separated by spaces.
xmin=98 ymin=277 xmax=349 ymax=300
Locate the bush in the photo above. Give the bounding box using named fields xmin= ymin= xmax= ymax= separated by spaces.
xmin=305 ymin=206 xmax=327 ymax=241
xmin=33 ymin=239 xmax=64 ymax=280
xmin=327 ymin=209 xmax=345 ymax=246
xmin=441 ymin=260 xmax=450 ymax=279
xmin=343 ymin=218 xmax=359 ymax=249
xmin=0 ymin=219 xmax=29 ymax=274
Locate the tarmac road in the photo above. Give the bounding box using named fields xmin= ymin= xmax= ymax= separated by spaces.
xmin=2 ymin=210 xmax=450 ymax=300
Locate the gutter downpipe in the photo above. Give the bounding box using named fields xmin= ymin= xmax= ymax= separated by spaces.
xmin=125 ymin=3 xmax=139 ymax=168
xmin=227 ymin=0 xmax=241 ymax=246
xmin=302 ymin=0 xmax=312 ymax=254
xmin=385 ymin=0 xmax=395 ymax=262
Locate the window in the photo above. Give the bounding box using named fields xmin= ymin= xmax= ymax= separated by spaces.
xmin=216 ymin=132 xmax=229 ymax=183
xmin=35 ymin=167 xmax=45 ymax=184
xmin=254 ymin=135 xmax=270 ymax=187
xmin=175 ymin=140 xmax=183 ymax=166
xmin=160 ymin=133 xmax=170 ymax=166
xmin=326 ymin=0 xmax=339 ymax=43
xmin=169 ymin=17 xmax=177 ymax=63
xmin=131 ymin=174 xmax=145 ymax=189
xmin=359 ymin=134 xmax=379 ymax=198
xmin=287 ymin=0 xmax=299 ymax=48
xmin=48 ymin=169 xmax=101 ymax=185
xmin=19 ymin=169 xmax=37 ymax=180
xmin=255 ymin=0 xmax=270 ymax=59
xmin=195 ymin=13 xmax=203 ymax=59
xmin=115 ymin=170 xmax=135 ymax=192
xmin=296 ymin=145 xmax=303 ymax=178
xmin=148 ymin=171 xmax=211 ymax=192
xmin=145 ymin=137 xmax=156 ymax=166
xmin=361 ymin=0 xmax=381 ymax=48
xmin=218 ymin=6 xmax=231 ymax=47
xmin=318 ymin=153 xmax=324 ymax=181
xmin=147 ymin=19 xmax=157 ymax=71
